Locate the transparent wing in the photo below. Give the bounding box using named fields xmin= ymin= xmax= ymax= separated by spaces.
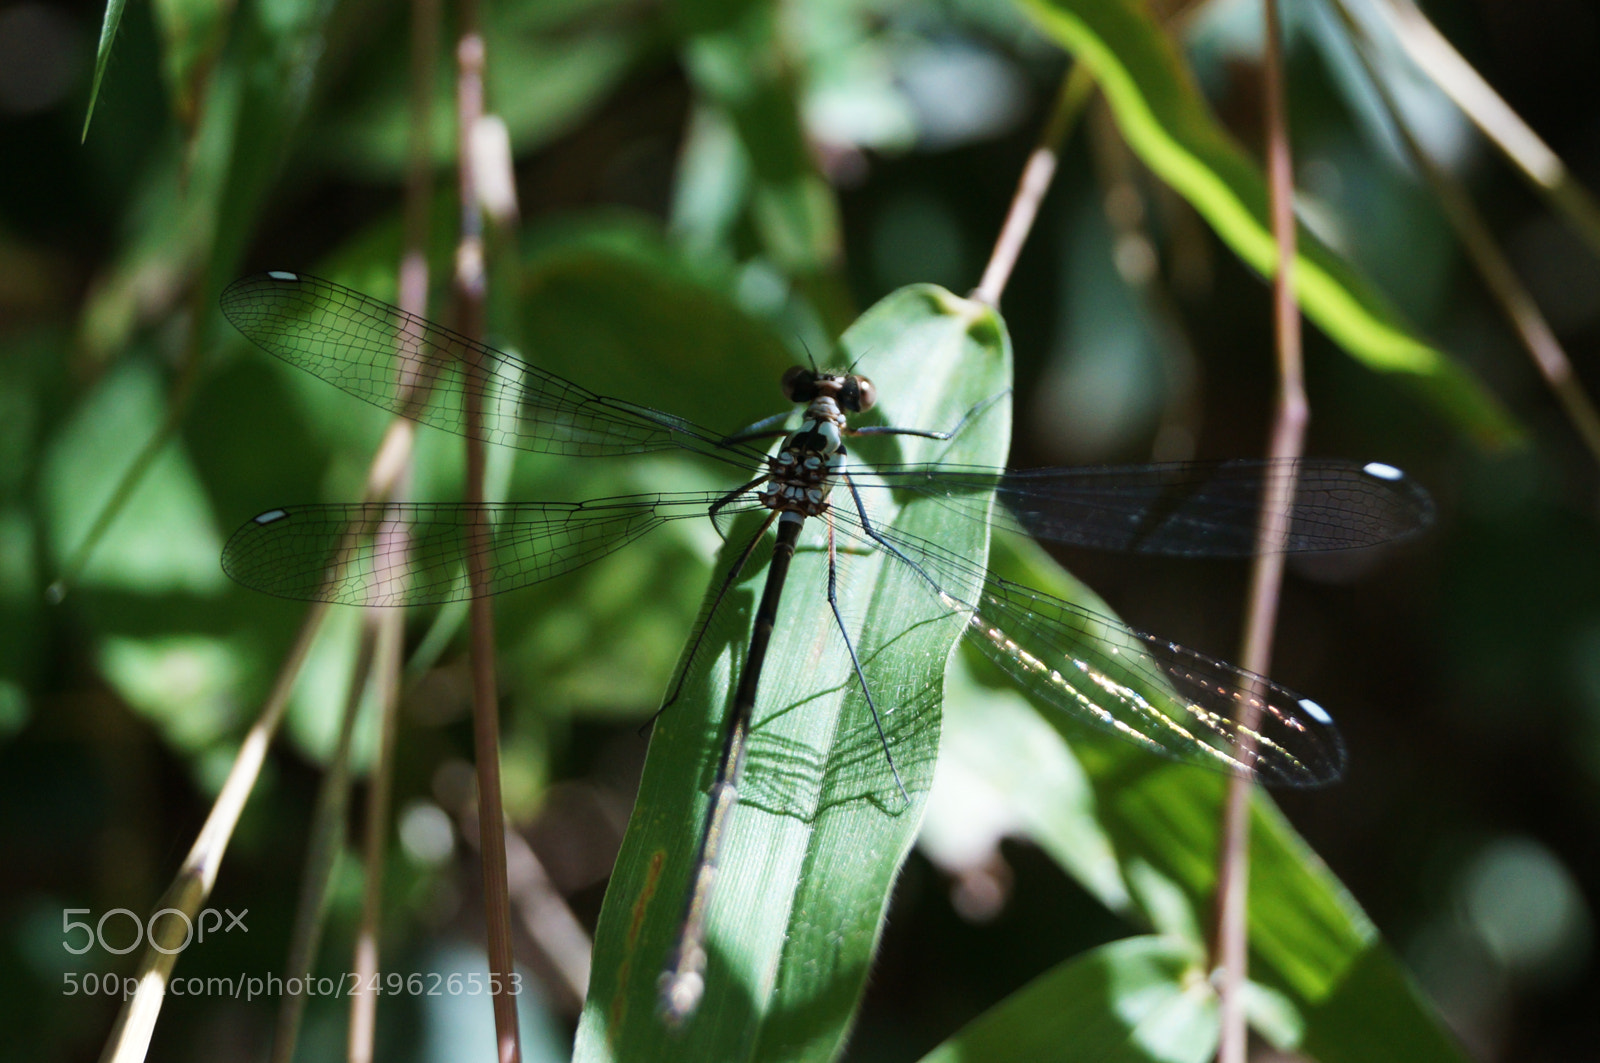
xmin=221 ymin=272 xmax=771 ymax=469
xmin=832 ymin=500 xmax=1345 ymax=787
xmin=221 ymin=493 xmax=757 ymax=606
xmin=865 ymin=457 xmax=1433 ymax=557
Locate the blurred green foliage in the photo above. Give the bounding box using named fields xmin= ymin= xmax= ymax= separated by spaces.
xmin=5 ymin=0 xmax=1600 ymax=1060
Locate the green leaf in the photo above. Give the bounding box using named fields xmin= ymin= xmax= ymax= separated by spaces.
xmin=1302 ymin=942 xmax=1470 ymax=1063
xmin=674 ymin=0 xmax=853 ymax=330
xmin=207 ymin=0 xmax=341 ymax=279
xmin=150 ymin=0 xmax=231 ymax=129
xmin=99 ymin=635 xmax=245 ymax=751
xmin=932 ymin=650 xmax=1131 ymax=915
xmin=1018 ymin=0 xmax=1519 ymax=446
xmin=81 ymin=0 xmax=130 ymax=140
xmin=41 ymin=358 xmax=226 ymax=596
xmin=313 ymin=4 xmax=641 ymax=177
xmin=917 ymin=935 xmax=1219 ymax=1063
xmin=69 ymin=0 xmax=339 ymax=588
xmin=574 ymin=286 xmax=1013 ymax=1061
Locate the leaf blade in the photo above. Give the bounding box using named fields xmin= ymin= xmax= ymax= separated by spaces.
xmin=575 ymin=285 xmax=1013 ymax=1061
xmin=1019 ymin=0 xmax=1519 ymax=445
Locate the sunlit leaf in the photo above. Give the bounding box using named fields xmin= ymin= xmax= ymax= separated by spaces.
xmin=917 ymin=935 xmax=1218 ymax=1063
xmin=99 ymin=635 xmax=244 ymax=751
xmin=42 ymin=359 xmax=226 ymax=596
xmin=1019 ymin=0 xmax=1519 ymax=446
xmin=575 ymin=286 xmax=1012 ymax=1060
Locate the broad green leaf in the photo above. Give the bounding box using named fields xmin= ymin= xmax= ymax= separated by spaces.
xmin=82 ymin=0 xmax=130 ymax=139
xmin=930 ymin=650 xmax=1131 ymax=915
xmin=99 ymin=635 xmax=245 ymax=750
xmin=1301 ymin=942 xmax=1470 ymax=1063
xmin=1018 ymin=0 xmax=1518 ymax=446
xmin=515 ymin=218 xmax=799 ymax=427
xmin=68 ymin=0 xmax=341 ymax=596
xmin=42 ymin=358 xmax=226 ymax=596
xmin=574 ymin=286 xmax=1012 ymax=1061
xmin=917 ymin=935 xmax=1218 ymax=1063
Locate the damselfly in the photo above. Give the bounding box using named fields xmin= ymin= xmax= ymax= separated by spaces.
xmin=219 ymin=271 xmax=1432 ymax=1021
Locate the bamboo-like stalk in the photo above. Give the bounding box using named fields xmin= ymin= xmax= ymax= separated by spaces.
xmin=971 ymin=64 xmax=1094 ymax=308
xmin=1213 ymin=1 xmax=1305 ymax=1059
xmin=347 ymin=0 xmax=437 ymax=1053
xmin=96 ymin=601 xmax=329 ymax=1063
xmin=272 ymin=621 xmax=380 ymax=1063
xmin=454 ymin=19 xmax=522 ymax=1062
xmin=95 ymin=399 xmax=429 ymax=1063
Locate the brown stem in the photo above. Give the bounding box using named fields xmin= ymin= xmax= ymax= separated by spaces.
xmin=454 ymin=22 xmax=522 ymax=1063
xmin=271 ymin=619 xmax=379 ymax=1063
xmin=347 ymin=0 xmax=437 ymax=1053
xmin=971 ymin=64 xmax=1094 ymax=308
xmin=1214 ymin=1 xmax=1306 ymax=1060
xmin=97 ymin=601 xmax=330 ymax=1063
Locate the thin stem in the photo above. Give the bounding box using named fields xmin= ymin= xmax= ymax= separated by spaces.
xmin=472 ymin=798 xmax=594 ymax=1011
xmin=455 ymin=21 xmax=522 ymax=1063
xmin=98 ymin=601 xmax=330 ymax=1063
xmin=347 ymin=0 xmax=436 ymax=1052
xmin=347 ymin=607 xmax=406 ymax=1063
xmin=96 ymin=386 xmax=437 ymax=1063
xmin=348 ymin=450 xmax=417 ymax=1063
xmin=971 ymin=64 xmax=1094 ymax=308
xmin=1331 ymin=0 xmax=1600 ymax=467
xmin=274 ymin=620 xmax=380 ymax=1063
xmin=1214 ymin=1 xmax=1306 ymax=1060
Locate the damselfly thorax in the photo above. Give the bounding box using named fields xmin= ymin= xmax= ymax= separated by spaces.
xmin=755 ymin=368 xmax=876 ymax=519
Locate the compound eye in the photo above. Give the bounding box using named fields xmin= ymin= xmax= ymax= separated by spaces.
xmin=781 ymin=366 xmax=815 ymax=402
xmin=852 ymin=375 xmax=877 ymax=412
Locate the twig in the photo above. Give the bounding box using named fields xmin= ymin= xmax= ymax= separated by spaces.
xmin=347 ymin=0 xmax=437 ymax=1054
xmin=971 ymin=64 xmax=1094 ymax=308
xmin=97 ymin=600 xmax=330 ymax=1063
xmin=1214 ymin=1 xmax=1306 ymax=1060
xmin=1331 ymin=0 xmax=1600 ymax=466
xmin=96 ymin=393 xmax=435 ymax=1063
xmin=448 ymin=788 xmax=594 ymax=1012
xmin=272 ymin=620 xmax=379 ymax=1063
xmin=348 ymin=605 xmax=407 ymax=1063
xmin=454 ymin=22 xmax=522 ymax=1063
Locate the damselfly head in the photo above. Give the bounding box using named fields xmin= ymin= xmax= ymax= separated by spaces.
xmin=781 ymin=367 xmax=877 ymax=413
